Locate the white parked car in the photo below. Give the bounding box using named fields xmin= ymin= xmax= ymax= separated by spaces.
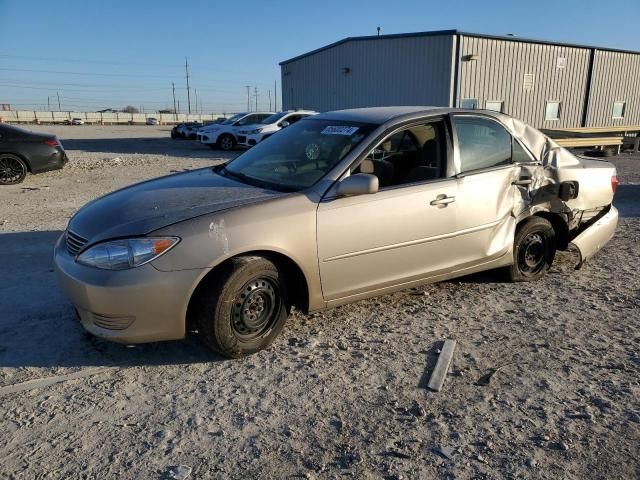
xmin=146 ymin=117 xmax=159 ymax=126
xmin=237 ymin=110 xmax=318 ymax=147
xmin=71 ymin=118 xmax=84 ymax=125
xmin=196 ymin=112 xmax=273 ymax=151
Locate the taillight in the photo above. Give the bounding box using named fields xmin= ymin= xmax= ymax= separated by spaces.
xmin=45 ymin=138 xmax=59 ymax=148
xmin=611 ymin=175 xmax=618 ymax=194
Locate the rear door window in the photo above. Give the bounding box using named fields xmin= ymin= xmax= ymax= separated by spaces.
xmin=452 ymin=116 xmax=513 ymax=173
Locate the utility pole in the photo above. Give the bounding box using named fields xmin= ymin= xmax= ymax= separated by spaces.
xmin=177 ymin=100 xmax=180 ymax=114
xmin=47 ymin=96 xmax=50 ymax=111
xmin=245 ymin=85 xmax=251 ymax=112
xmin=254 ymin=87 xmax=258 ymax=111
xmin=194 ymin=89 xmax=198 ymax=114
xmin=274 ymin=80 xmax=277 ymax=112
xmin=172 ymin=82 xmax=177 ymax=115
xmin=185 ymin=57 xmax=192 ymax=114
xmin=56 ymin=91 xmax=61 ymax=111
xmin=268 ymin=89 xmax=272 ymax=111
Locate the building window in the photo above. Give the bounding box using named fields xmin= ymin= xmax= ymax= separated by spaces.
xmin=485 ymin=101 xmax=503 ymax=112
xmin=523 ymin=74 xmax=535 ymax=92
xmin=612 ymin=101 xmax=626 ymax=119
xmin=545 ymin=101 xmax=561 ymax=121
xmin=461 ymin=99 xmax=478 ymax=109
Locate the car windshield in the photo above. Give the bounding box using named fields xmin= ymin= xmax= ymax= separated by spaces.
xmin=220 ymin=119 xmax=376 ymax=192
xmin=222 ymin=113 xmax=245 ymax=125
xmin=260 ymin=112 xmax=289 ymax=124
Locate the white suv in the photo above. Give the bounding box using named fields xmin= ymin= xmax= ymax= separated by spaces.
xmin=197 ymin=112 xmax=273 ymax=151
xmin=237 ymin=110 xmax=318 ymax=147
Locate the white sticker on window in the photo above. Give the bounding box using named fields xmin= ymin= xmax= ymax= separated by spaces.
xmin=321 ymin=126 xmax=359 ymax=135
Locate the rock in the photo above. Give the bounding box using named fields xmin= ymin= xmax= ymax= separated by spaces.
xmin=337 ymin=341 xmax=349 ymax=351
xmin=560 ymin=441 xmax=570 ymax=451
xmin=432 ymin=446 xmax=455 ymax=460
xmin=167 ymin=464 xmax=192 ymax=480
xmin=526 ymin=457 xmax=537 ymax=468
xmin=410 ymin=403 xmax=426 ymax=417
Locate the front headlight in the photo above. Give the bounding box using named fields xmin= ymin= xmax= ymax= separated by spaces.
xmin=76 ymin=237 xmax=180 ymax=270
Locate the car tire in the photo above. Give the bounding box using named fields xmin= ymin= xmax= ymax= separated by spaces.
xmin=195 ymin=256 xmax=290 ymax=358
xmin=0 ymin=154 xmax=28 ymax=185
xmin=217 ymin=134 xmax=236 ymax=151
xmin=507 ymin=217 xmax=556 ymax=282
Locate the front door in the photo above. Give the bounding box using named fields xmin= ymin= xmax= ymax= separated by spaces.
xmin=317 ymin=119 xmax=459 ymax=302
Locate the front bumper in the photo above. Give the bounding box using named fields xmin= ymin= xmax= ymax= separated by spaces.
xmin=570 ymin=206 xmax=618 ymax=268
xmin=239 ymin=133 xmax=262 ymax=147
xmin=53 ymin=234 xmax=206 ymax=344
xmin=197 ymin=132 xmax=218 ymax=144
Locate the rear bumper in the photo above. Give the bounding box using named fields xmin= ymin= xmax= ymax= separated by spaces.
xmin=31 ymin=148 xmax=68 ymax=173
xmin=570 ymin=206 xmax=618 ymax=268
xmin=53 ymin=234 xmax=205 ymax=344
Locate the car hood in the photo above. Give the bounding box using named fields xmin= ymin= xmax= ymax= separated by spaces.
xmin=68 ymin=167 xmax=283 ymax=244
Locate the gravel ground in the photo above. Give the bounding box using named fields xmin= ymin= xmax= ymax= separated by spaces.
xmin=0 ymin=125 xmax=638 ymax=479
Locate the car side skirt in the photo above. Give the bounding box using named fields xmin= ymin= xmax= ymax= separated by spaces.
xmin=325 ymin=248 xmax=513 ymax=309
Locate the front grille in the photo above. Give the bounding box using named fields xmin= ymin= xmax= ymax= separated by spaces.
xmin=91 ymin=313 xmax=135 ymax=330
xmin=237 ymin=135 xmax=247 ymax=143
xmin=66 ymin=229 xmax=88 ymax=256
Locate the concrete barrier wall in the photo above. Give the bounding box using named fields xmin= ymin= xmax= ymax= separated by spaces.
xmin=0 ymin=111 xmax=226 ymax=125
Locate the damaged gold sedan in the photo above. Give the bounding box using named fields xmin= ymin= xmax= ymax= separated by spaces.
xmin=54 ymin=107 xmax=618 ymax=357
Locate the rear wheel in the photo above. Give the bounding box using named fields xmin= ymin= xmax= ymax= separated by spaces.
xmin=508 ymin=217 xmax=556 ymax=282
xmin=0 ymin=154 xmax=28 ymax=185
xmin=217 ymin=134 xmax=236 ymax=151
xmin=195 ymin=256 xmax=289 ymax=358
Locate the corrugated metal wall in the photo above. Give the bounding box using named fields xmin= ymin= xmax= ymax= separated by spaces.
xmin=281 ymin=35 xmax=454 ymax=112
xmin=587 ymin=50 xmax=640 ymax=127
xmin=458 ymin=36 xmax=591 ymax=128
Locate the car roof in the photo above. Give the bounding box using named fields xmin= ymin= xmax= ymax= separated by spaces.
xmin=313 ymin=106 xmax=510 ymax=124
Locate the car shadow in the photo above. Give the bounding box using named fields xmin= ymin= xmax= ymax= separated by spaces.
xmin=614 ymin=184 xmax=640 ymax=218
xmin=0 ymin=231 xmax=224 ymax=369
xmin=60 ymin=137 xmax=240 ymax=161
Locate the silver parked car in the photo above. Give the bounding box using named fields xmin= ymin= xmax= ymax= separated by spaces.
xmin=54 ymin=107 xmax=618 ymax=357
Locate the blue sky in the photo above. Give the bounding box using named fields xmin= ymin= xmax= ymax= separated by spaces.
xmin=1 ymin=0 xmax=638 ymax=113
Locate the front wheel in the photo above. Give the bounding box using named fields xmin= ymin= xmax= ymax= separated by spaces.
xmin=195 ymin=256 xmax=289 ymax=358
xmin=0 ymin=154 xmax=28 ymax=185
xmin=217 ymin=134 xmax=236 ymax=151
xmin=508 ymin=217 xmax=556 ymax=282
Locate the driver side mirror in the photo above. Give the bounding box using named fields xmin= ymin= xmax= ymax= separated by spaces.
xmin=336 ymin=173 xmax=379 ymax=197
xmin=279 ymin=121 xmax=290 ymax=128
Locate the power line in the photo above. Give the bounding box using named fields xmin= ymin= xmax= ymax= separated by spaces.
xmin=0 ymin=53 xmax=182 ymax=68
xmin=0 ymin=67 xmax=165 ymax=78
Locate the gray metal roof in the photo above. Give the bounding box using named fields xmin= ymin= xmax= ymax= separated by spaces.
xmin=280 ymin=29 xmax=640 ymax=65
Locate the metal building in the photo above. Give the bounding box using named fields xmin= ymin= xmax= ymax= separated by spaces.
xmin=279 ymin=30 xmax=640 ymax=128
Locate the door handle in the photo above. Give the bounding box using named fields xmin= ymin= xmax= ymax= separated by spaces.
xmin=430 ymin=194 xmax=456 ymax=207
xmin=512 ymin=177 xmax=532 ymax=186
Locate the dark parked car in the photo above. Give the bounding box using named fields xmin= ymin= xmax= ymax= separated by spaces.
xmin=0 ymin=124 xmax=68 ymax=185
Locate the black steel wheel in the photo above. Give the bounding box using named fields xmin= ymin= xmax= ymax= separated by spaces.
xmin=508 ymin=216 xmax=556 ymax=282
xmin=195 ymin=256 xmax=289 ymax=358
xmin=0 ymin=154 xmax=28 ymax=185
xmin=231 ymin=278 xmax=278 ymax=340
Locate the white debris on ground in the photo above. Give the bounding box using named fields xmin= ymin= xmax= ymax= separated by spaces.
xmin=0 ymin=125 xmax=638 ymax=478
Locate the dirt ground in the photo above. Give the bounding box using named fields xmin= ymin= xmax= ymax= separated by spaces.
xmin=0 ymin=125 xmax=638 ymax=479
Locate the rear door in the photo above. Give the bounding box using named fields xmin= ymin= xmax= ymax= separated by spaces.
xmin=449 ymin=114 xmax=523 ymax=265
